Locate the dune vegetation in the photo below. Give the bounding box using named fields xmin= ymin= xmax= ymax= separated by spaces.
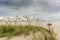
xmin=0 ymin=24 xmax=56 ymax=40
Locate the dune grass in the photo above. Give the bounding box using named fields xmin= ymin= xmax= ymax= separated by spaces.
xmin=0 ymin=25 xmax=56 ymax=40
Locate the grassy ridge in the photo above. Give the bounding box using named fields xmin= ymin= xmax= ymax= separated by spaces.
xmin=0 ymin=25 xmax=56 ymax=40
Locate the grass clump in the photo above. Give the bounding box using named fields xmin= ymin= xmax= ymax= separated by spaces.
xmin=0 ymin=25 xmax=14 ymax=37
xmin=0 ymin=25 xmax=56 ymax=40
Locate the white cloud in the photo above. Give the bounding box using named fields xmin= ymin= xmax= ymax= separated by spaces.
xmin=0 ymin=0 xmax=60 ymax=21
xmin=49 ymin=12 xmax=60 ymax=20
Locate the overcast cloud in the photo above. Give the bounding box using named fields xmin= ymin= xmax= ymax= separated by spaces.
xmin=0 ymin=0 xmax=60 ymax=20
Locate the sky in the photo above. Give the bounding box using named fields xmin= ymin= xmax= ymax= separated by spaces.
xmin=0 ymin=0 xmax=60 ymax=21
